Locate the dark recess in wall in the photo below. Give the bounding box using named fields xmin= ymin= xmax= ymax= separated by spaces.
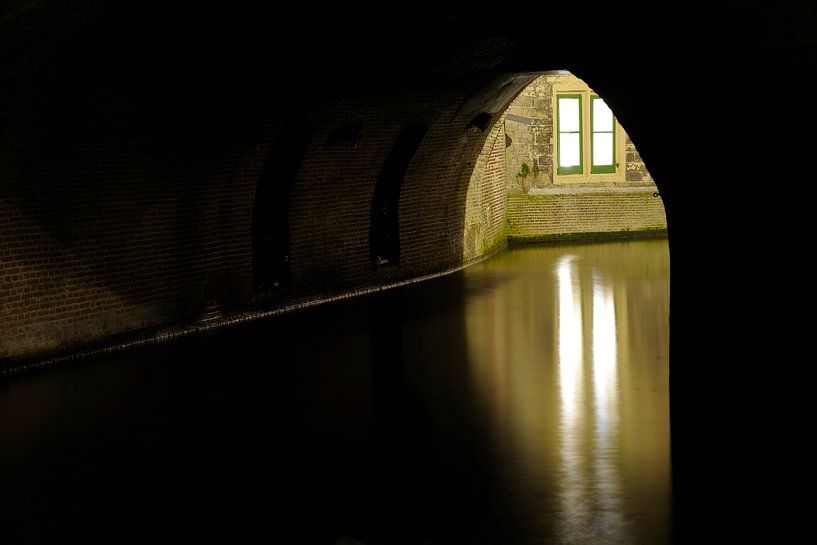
xmin=370 ymin=122 xmax=429 ymax=267
xmin=252 ymin=121 xmax=316 ymax=291
xmin=470 ymin=112 xmax=493 ymax=131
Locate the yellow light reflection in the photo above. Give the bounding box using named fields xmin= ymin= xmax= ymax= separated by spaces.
xmin=557 ymin=255 xmax=583 ymax=423
xmin=462 ymin=242 xmax=671 ymax=544
xmin=591 ymin=272 xmax=624 ymax=537
xmin=556 ymin=260 xmax=627 ymax=542
xmin=556 ymin=255 xmax=586 ymax=535
xmin=592 ymin=272 xmax=618 ymax=437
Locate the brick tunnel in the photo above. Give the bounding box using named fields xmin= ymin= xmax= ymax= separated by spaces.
xmin=1 ymin=2 xmax=814 ymax=544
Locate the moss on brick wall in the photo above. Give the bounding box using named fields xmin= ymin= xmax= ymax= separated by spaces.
xmin=463 ymin=115 xmax=509 ymax=263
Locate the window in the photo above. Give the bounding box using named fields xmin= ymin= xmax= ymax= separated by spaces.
xmin=591 ymin=96 xmax=615 ymax=174
xmin=557 ymin=95 xmax=583 ymax=175
xmin=554 ymin=83 xmax=622 ymax=181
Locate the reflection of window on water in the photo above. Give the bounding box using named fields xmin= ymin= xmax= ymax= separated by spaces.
xmin=556 ymin=255 xmax=624 ymax=541
xmin=592 ymin=273 xmax=618 ymax=426
xmin=557 ymin=255 xmax=583 ymax=418
xmin=556 ymin=256 xmax=620 ymax=427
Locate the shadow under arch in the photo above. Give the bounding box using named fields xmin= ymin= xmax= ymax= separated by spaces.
xmin=369 ymin=121 xmax=430 ymax=268
xmin=252 ymin=120 xmax=316 ymax=291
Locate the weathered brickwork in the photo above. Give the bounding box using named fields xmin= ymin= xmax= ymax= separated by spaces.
xmin=625 ymin=139 xmax=653 ymax=183
xmin=462 ymin=114 xmax=509 ymax=262
xmin=286 ymin=94 xmax=492 ymax=295
xmin=0 ymin=105 xmax=266 ymax=360
xmin=505 ymin=190 xmax=667 ymax=243
xmin=1 ymin=71 xmax=516 ymax=364
xmin=505 ymin=78 xmax=554 ymax=192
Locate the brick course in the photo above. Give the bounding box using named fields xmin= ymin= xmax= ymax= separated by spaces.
xmin=506 ymin=190 xmax=666 ymax=243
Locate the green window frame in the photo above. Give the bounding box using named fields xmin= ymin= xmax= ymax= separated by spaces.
xmin=590 ymin=95 xmax=616 ymax=174
xmin=557 ymin=94 xmax=583 ymax=175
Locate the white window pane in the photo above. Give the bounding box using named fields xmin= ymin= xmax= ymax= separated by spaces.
xmin=559 ymin=98 xmax=580 ymax=132
xmin=593 ymin=98 xmax=613 ymax=132
xmin=593 ymin=133 xmax=614 ymax=166
xmin=560 ymin=133 xmax=581 ymax=167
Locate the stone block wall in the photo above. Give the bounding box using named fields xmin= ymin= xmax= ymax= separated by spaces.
xmin=504 ymin=74 xmax=655 ymax=189
xmin=625 ymin=139 xmax=653 ymax=183
xmin=505 ymin=77 xmax=554 ymax=192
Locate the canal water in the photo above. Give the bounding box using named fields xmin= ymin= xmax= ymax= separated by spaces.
xmin=0 ymin=239 xmax=671 ymax=544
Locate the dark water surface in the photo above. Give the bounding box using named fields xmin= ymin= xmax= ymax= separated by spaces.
xmin=1 ymin=240 xmax=671 ymax=544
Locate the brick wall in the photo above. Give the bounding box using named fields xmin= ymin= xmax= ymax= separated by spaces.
xmin=462 ymin=115 xmax=508 ymax=262
xmin=505 ymin=189 xmax=667 ymax=243
xmin=0 ymin=86 xmax=508 ymax=363
xmin=282 ymin=96 xmax=499 ymax=293
xmin=0 ymin=1 xmax=529 ymax=366
xmin=0 ymin=105 xmax=267 ymax=360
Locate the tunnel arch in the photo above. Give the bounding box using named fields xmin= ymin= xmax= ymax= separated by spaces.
xmin=1 ymin=4 xmax=812 ymax=545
